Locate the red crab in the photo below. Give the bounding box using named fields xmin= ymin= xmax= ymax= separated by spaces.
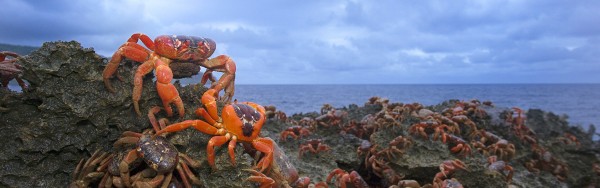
xmin=0 ymin=51 xmax=28 ymax=91
xmin=408 ymin=119 xmax=450 ymax=142
xmin=471 ymin=130 xmax=515 ymax=161
xmin=280 ymin=125 xmax=311 ymax=141
xmin=245 ymin=142 xmax=312 ymax=188
xmin=432 ymin=159 xmax=468 ymax=188
xmin=326 ymin=168 xmax=369 ymax=188
xmin=298 ymin=139 xmax=331 ymax=159
xmin=155 ymin=89 xmax=274 ymax=172
xmin=486 ymin=155 xmax=514 ymax=183
xmin=316 ymin=108 xmax=347 ymax=128
xmin=102 ymin=33 xmax=237 ymax=117
xmin=379 ymin=136 xmax=413 ymax=161
xmin=444 ymin=134 xmax=472 ymax=157
xmin=524 ymin=146 xmax=569 ymax=181
xmin=557 ymin=133 xmax=581 ymax=148
xmin=437 ymin=159 xmax=469 ymax=178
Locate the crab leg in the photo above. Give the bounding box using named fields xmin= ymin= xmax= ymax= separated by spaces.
xmin=130 ymin=60 xmax=155 ymax=116
xmin=195 ymin=108 xmax=217 ymax=125
xmin=155 ymin=120 xmax=224 ymax=136
xmin=178 ymin=158 xmax=203 ymax=187
xmin=14 ymin=77 xmax=28 ymax=91
xmin=103 ymin=42 xmax=152 ymax=93
xmin=148 ymin=106 xmax=163 ymax=133
xmin=0 ymin=51 xmax=20 ymax=61
xmin=119 ymin=150 xmax=140 ymax=188
xmin=252 ymin=137 xmax=274 ymax=172
xmin=201 ymin=55 xmax=237 ymax=103
xmin=127 ymin=33 xmax=156 ymax=51
xmin=244 ymin=169 xmax=275 ymax=188
xmin=228 ymin=136 xmax=238 ymax=166
xmin=201 ymin=89 xmax=221 ymax=122
xmin=207 ymin=134 xmax=232 ymax=170
xmin=155 ymin=59 xmax=184 ymax=118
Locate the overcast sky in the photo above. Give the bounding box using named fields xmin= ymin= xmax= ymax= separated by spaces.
xmin=1 ymin=0 xmax=599 ymax=84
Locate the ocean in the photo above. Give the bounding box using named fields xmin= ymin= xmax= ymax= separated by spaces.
xmin=233 ymin=84 xmax=600 ymax=131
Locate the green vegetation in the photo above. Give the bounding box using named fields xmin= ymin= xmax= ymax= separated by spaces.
xmin=0 ymin=43 xmax=39 ymax=55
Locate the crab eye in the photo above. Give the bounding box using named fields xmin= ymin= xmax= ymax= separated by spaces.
xmin=233 ymin=104 xmax=261 ymax=137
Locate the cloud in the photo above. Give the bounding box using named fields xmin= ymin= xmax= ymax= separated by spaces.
xmin=0 ymin=0 xmax=599 ymax=84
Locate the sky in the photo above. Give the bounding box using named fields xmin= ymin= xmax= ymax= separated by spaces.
xmin=1 ymin=0 xmax=599 ymax=84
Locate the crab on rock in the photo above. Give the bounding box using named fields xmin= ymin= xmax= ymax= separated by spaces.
xmin=103 ymin=128 xmax=203 ymax=188
xmin=102 ymin=33 xmax=237 ymax=117
xmin=245 ymin=142 xmax=312 ymax=188
xmin=155 ymin=89 xmax=275 ymax=172
xmin=0 ymin=51 xmax=28 ymax=91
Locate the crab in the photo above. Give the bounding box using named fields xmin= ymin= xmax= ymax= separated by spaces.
xmin=280 ymin=125 xmax=312 ymax=141
xmin=524 ymin=146 xmax=569 ymax=181
xmin=379 ymin=136 xmax=413 ymax=161
xmin=373 ymin=109 xmax=402 ymax=129
xmin=433 ymin=178 xmax=463 ymax=188
xmin=431 ymin=159 xmax=468 ymax=188
xmin=408 ymin=118 xmax=451 ymax=142
xmin=357 ymin=140 xmax=382 ymax=169
xmin=340 ymin=120 xmax=372 ymax=139
xmin=265 ymin=105 xmax=288 ymax=122
xmin=391 ymin=179 xmax=462 ymax=188
xmin=296 ymin=117 xmax=318 ymax=130
xmin=321 ymin=103 xmax=335 ymax=115
xmin=444 ymin=134 xmax=472 ymax=157
xmin=390 ymin=180 xmax=426 ymax=188
xmin=508 ymin=108 xmax=537 ymax=146
xmin=0 ymin=51 xmax=28 ymax=91
xmin=244 ymin=142 xmax=312 ymax=188
xmin=463 ymin=99 xmax=488 ymax=119
xmin=102 ymin=33 xmax=237 ymax=117
xmin=451 ymin=115 xmax=477 ymax=135
xmin=438 ymin=159 xmax=468 ymax=178
xmin=99 ymin=128 xmax=203 ymax=188
xmin=557 ymin=133 xmax=581 ymax=148
xmin=315 ymin=108 xmax=347 ymax=128
xmin=326 ymin=168 xmax=369 ymax=188
xmin=471 ymin=130 xmax=515 ymax=161
xmin=486 ymin=155 xmax=514 ymax=183
xmin=298 ymin=139 xmax=331 ymax=159
xmin=69 ymin=150 xmax=110 ymax=188
xmin=155 ymin=88 xmax=275 ymax=172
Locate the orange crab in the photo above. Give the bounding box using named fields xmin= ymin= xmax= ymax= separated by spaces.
xmin=155 ymin=89 xmax=274 ymax=172
xmin=102 ymin=33 xmax=237 ymax=117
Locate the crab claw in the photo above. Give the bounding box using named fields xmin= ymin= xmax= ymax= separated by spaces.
xmin=252 ymin=137 xmax=275 ymax=172
xmin=243 ymin=169 xmax=275 ymax=188
xmin=155 ymin=59 xmax=184 ymax=118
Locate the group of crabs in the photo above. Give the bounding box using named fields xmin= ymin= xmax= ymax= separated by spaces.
xmin=2 ymin=33 xmax=587 ymax=187
xmin=267 ymin=94 xmax=586 ymax=187
xmin=65 ymin=33 xmax=320 ymax=188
